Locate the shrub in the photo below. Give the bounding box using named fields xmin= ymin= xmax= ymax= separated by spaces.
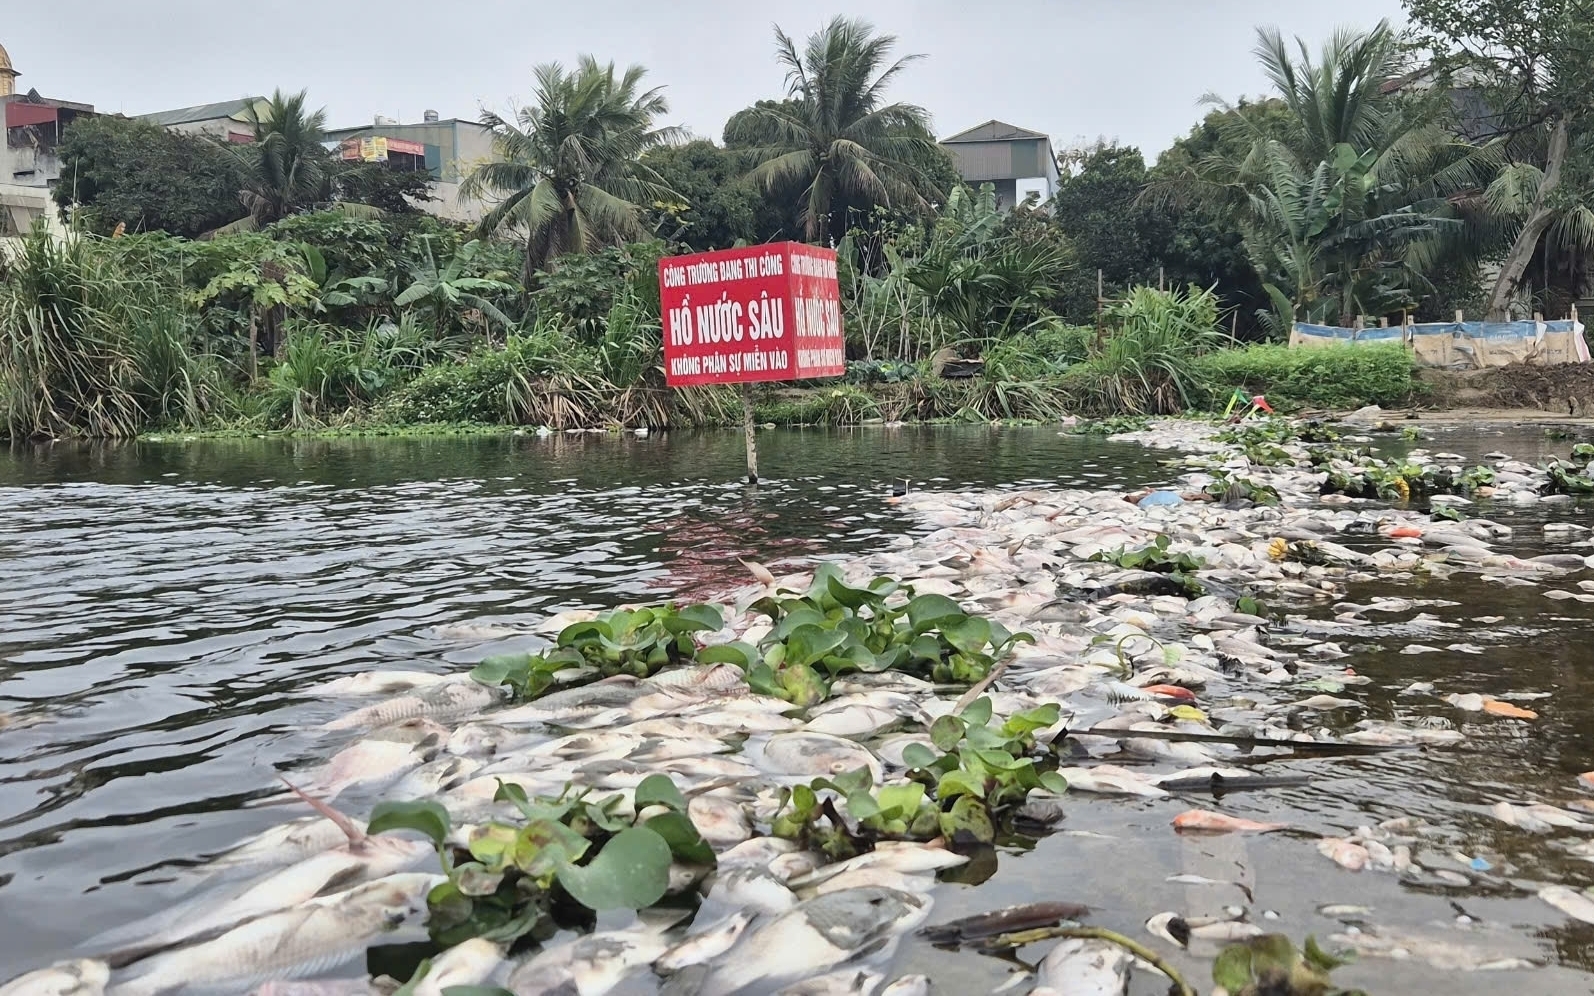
xmin=1067 ymin=285 xmax=1225 ymax=414
xmin=1192 ymin=343 xmax=1415 ymax=411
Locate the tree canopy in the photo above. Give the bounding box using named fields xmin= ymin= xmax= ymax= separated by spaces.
xmin=52 ymin=116 xmax=247 ymax=238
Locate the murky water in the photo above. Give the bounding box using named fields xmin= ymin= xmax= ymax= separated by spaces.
xmin=3 ymin=422 xmax=1594 ymax=991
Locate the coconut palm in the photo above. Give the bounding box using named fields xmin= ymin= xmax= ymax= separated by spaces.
xmin=233 ymin=90 xmax=334 ymax=226
xmin=461 ymin=58 xmax=680 ymax=283
xmin=724 ymin=16 xmax=942 ymax=243
xmin=1168 ymin=21 xmax=1493 ymax=327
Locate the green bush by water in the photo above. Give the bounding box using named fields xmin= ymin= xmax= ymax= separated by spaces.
xmin=1192 ymin=344 xmax=1416 ymax=411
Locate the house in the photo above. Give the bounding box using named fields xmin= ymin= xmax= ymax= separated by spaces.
xmin=323 ymin=113 xmax=497 ymax=222
xmin=1 ymin=42 xmax=93 ymax=240
xmin=940 ymin=120 xmax=1061 ymax=211
xmin=137 ymin=97 xmax=268 ymax=144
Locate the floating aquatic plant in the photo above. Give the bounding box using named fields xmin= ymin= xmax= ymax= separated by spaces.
xmin=370 ymin=774 xmax=711 ymax=948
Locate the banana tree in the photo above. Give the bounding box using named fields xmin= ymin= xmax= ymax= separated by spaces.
xmin=394 ymin=238 xmax=517 ymax=335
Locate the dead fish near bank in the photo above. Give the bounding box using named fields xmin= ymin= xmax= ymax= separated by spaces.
xmin=505 ymin=923 xmax=676 ymax=996
xmin=0 ymin=960 xmax=108 ymax=996
xmin=1539 ymin=884 xmax=1594 ymax=924
xmin=322 ymin=678 xmax=503 ymax=731
xmin=692 ymin=887 xmax=933 ymax=996
xmin=105 ymin=873 xmax=441 ymax=996
xmin=1028 ymin=937 xmax=1131 ymax=996
xmin=264 ymin=718 xmax=447 ymax=801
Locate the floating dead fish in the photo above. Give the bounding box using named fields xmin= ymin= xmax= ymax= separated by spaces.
xmin=0 ymin=960 xmax=108 ymax=996
xmin=323 ymin=679 xmax=502 ymax=731
xmin=1540 ymin=885 xmax=1594 ymax=924
xmin=1491 ymin=802 xmax=1594 ymax=834
xmin=409 ymin=938 xmax=505 ymax=996
xmin=1029 ymin=937 xmax=1130 ymax=996
xmin=1329 ymin=928 xmax=1537 ymax=971
xmin=506 ymin=923 xmax=673 ymax=995
xmin=1050 ymin=765 xmax=1167 ymax=798
xmin=1318 ymin=837 xmax=1369 ymax=872
xmin=105 ymin=873 xmax=441 ymax=996
xmin=656 ymin=911 xmax=756 ymax=974
xmin=694 ymin=887 xmax=932 ymax=996
xmin=749 ymin=733 xmax=883 ymax=782
xmin=1171 ymin=809 xmax=1287 ymax=834
xmin=919 ymin=901 xmax=1089 ymax=945
xmin=309 ymin=671 xmax=453 ymax=697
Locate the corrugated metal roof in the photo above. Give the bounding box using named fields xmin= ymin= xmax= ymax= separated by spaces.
xmin=941 ymin=119 xmax=1048 ymax=144
xmin=943 ymin=142 xmax=1016 ymax=182
xmin=138 ymin=97 xmax=263 ymax=127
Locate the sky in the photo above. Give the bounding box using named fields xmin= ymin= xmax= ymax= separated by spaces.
xmin=6 ymin=0 xmax=1406 ymax=159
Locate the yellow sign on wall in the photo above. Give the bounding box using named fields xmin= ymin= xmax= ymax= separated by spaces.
xmin=359 ymin=137 xmax=388 ymax=162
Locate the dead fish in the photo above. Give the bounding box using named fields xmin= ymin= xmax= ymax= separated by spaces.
xmin=1540 ymin=885 xmax=1594 ymax=924
xmin=802 ymin=705 xmax=905 ymax=739
xmin=1318 ymin=837 xmax=1370 ymax=872
xmin=1329 ymin=928 xmax=1537 ymax=971
xmin=270 ymin=718 xmax=447 ymax=800
xmin=506 ymin=924 xmax=672 ymax=995
xmin=247 ymin=981 xmax=373 ymax=996
xmin=750 ymin=733 xmax=883 ymax=782
xmin=787 ymin=844 xmax=968 ymax=889
xmin=655 ymin=911 xmax=757 ymax=973
xmin=308 ymin=671 xmax=452 ymax=697
xmin=323 ymin=679 xmax=502 ymax=731
xmin=878 ymin=976 xmax=930 ymax=996
xmin=774 ymin=969 xmax=886 ymax=995
xmin=1491 ymin=801 xmax=1594 ymax=833
xmin=687 ymin=794 xmax=753 ymax=849
xmin=798 ymin=868 xmax=933 ymax=900
xmin=919 ymin=902 xmax=1089 ymax=945
xmin=96 ymin=823 xmax=432 ymax=962
xmin=493 ymin=677 xmax=649 ymax=727
xmin=1050 ymin=765 xmax=1167 ymax=798
xmin=1029 ymin=937 xmax=1130 ymax=996
xmin=195 ymin=817 xmax=351 ymax=873
xmin=695 ymin=887 xmax=932 ymax=996
xmin=105 ymin=873 xmax=441 ymax=996
xmin=1171 ymin=809 xmax=1287 ymax=834
xmin=387 ymin=756 xmax=482 ymax=799
xmin=703 ymin=866 xmax=799 ymax=915
xmin=409 ymin=938 xmax=505 ymax=996
xmin=0 ymin=960 xmax=108 ymax=996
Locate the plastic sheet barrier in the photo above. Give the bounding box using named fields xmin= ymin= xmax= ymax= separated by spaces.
xmin=1289 ymin=320 xmax=1590 ymax=369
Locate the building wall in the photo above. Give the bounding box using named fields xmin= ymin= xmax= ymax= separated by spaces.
xmin=0 ymin=180 xmax=66 ymax=241
xmin=165 ymin=118 xmax=254 ymax=142
xmin=943 ymin=136 xmax=1061 ymax=212
xmin=324 ymin=120 xmax=498 ymax=222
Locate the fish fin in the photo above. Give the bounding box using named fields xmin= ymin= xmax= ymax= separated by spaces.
xmin=278 ymin=776 xmax=367 ymax=848
xmin=740 ymin=558 xmax=777 ymax=588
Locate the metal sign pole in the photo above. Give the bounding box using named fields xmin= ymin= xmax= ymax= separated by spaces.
xmin=741 ymin=385 xmax=759 ymax=486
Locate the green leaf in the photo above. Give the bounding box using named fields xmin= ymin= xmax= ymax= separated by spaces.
xmin=1212 ymin=943 xmax=1254 ymax=990
xmin=1038 ymin=771 xmax=1069 ymax=794
xmin=645 ymin=811 xmax=716 ymax=864
xmin=959 ymin=696 xmax=994 ymax=728
xmin=906 ymin=594 xmax=964 ymax=633
xmin=935 ymin=768 xmax=988 ymax=801
xmin=1303 ymin=935 xmax=1352 ymax=971
xmin=940 ymin=795 xmax=996 ymax=844
xmin=469 ymin=653 xmax=531 ymax=688
xmin=825 ymin=573 xmax=883 ymax=610
xmin=783 ymin=624 xmax=850 ymax=667
xmin=908 ymin=634 xmax=943 ymax=662
xmin=555 ymin=827 xmax=673 ymax=910
xmin=451 ymin=861 xmax=505 ymax=897
xmin=844 ymin=791 xmax=881 ymax=821
xmin=930 ymin=715 xmax=966 ymax=752
xmin=1002 ymin=703 xmax=1062 ymax=738
xmin=699 ymin=641 xmax=756 ymax=668
xmin=368 ymin=799 xmax=451 ymax=847
xmin=874 ymin=782 xmax=926 ymax=817
xmin=771 ymin=607 xmax=830 ymax=642
xmin=668 ymin=603 xmax=724 ymax=634
xmin=745 ymin=662 xmax=783 ymax=699
xmin=901 ymin=743 xmax=940 ymax=769
xmin=635 ymin=774 xmax=688 ymax=813
xmin=515 ymin=819 xmax=591 ymax=880
xmin=941 ymin=616 xmax=994 ymax=655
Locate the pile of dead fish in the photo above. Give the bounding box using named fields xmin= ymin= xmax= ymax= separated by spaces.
xmin=11 ymin=415 xmax=1594 ymax=996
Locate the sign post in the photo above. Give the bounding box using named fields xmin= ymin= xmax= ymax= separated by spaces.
xmin=658 ymin=242 xmax=845 ymax=484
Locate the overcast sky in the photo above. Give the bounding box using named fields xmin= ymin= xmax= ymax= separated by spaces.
xmin=8 ymin=0 xmax=1405 ymax=159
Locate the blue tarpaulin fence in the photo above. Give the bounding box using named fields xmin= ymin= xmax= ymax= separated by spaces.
xmin=1290 ymin=319 xmax=1588 ymax=368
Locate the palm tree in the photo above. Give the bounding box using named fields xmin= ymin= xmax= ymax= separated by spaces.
xmin=725 ymin=16 xmax=942 ymax=243
xmin=1169 ymin=21 xmax=1493 ymax=327
xmin=233 ymin=90 xmax=333 ymax=226
xmin=461 ymin=58 xmax=680 ymax=283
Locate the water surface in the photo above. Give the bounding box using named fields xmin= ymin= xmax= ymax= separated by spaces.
xmin=4 ymin=423 xmax=1594 ymax=992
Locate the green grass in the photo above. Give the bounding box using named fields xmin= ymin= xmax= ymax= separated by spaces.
xmin=1191 ymin=343 xmax=1416 ymax=411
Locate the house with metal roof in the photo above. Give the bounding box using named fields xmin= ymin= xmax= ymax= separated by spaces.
xmin=137 ymin=97 xmax=269 ymax=143
xmin=1 ymin=40 xmax=94 ymax=240
xmin=940 ymin=120 xmax=1061 ymax=211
